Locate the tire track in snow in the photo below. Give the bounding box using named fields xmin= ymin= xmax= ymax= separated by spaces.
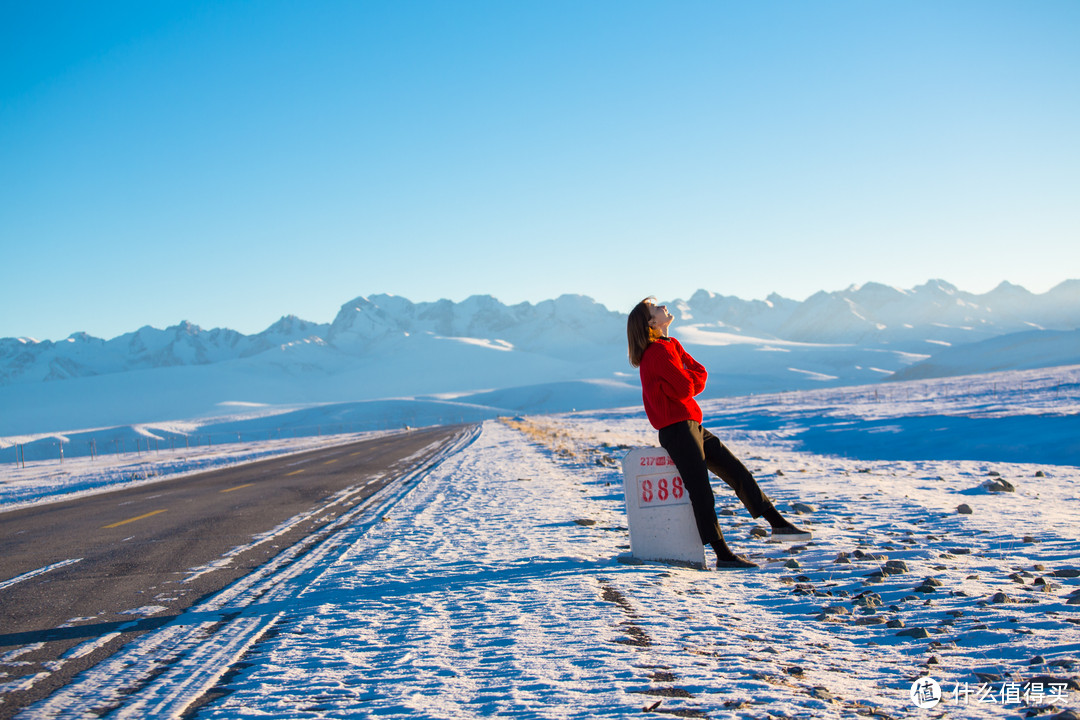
xmin=0 ymin=559 xmax=82 ymax=592
xmin=15 ymin=426 xmax=479 ymax=720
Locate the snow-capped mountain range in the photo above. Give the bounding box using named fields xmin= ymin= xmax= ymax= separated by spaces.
xmin=6 ymin=279 xmax=1079 ymax=386
xmin=2 ymin=279 xmax=1079 ymax=438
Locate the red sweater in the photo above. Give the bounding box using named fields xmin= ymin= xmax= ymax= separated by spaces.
xmin=638 ymin=337 xmax=707 ymax=430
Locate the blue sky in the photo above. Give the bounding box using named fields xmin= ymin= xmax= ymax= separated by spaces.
xmin=2 ymin=1 xmax=1078 ymax=341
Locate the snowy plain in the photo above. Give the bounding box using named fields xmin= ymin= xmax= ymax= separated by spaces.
xmin=3 ymin=366 xmax=1079 ymax=718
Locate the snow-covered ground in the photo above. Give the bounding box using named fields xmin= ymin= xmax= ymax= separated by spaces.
xmin=5 ymin=368 xmax=1080 ymax=718
xmin=0 ymin=430 xmax=387 ymax=511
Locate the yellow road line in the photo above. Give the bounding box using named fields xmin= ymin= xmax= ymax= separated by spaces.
xmin=349 ymin=451 xmax=364 ymax=457
xmin=221 ymin=483 xmax=254 ymax=493
xmin=323 ymin=459 xmax=339 ymax=465
xmin=102 ymin=509 xmax=167 ymax=529
xmin=286 ymin=469 xmax=306 ymax=476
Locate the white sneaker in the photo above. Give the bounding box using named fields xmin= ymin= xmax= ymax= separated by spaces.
xmin=770 ymin=526 xmax=813 ymax=543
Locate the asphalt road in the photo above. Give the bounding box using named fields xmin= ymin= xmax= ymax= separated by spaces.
xmin=0 ymin=424 xmax=470 ymax=718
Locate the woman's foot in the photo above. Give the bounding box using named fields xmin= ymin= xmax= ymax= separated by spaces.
xmin=709 ymin=538 xmax=758 ymax=569
xmin=762 ymin=503 xmax=813 ymax=542
xmin=769 ymin=526 xmax=813 ymax=542
xmin=714 ymin=553 xmax=759 ymax=569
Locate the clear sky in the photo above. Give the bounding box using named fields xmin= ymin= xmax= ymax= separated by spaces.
xmin=2 ymin=1 xmax=1078 ymax=341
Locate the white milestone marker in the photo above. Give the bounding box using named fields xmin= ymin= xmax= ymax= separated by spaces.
xmin=620 ymin=447 xmax=705 ymax=568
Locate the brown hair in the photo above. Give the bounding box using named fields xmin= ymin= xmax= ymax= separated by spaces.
xmin=627 ymin=297 xmax=663 ymax=368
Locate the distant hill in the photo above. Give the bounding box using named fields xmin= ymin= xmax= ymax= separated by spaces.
xmin=889 ymin=328 xmax=1080 ymax=381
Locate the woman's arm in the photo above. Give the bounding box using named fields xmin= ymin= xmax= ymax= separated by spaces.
xmin=642 ymin=341 xmax=698 ymax=399
xmin=672 ymin=339 xmax=707 ymax=395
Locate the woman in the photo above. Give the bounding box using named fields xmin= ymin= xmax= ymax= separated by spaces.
xmin=628 ymin=297 xmax=811 ymax=570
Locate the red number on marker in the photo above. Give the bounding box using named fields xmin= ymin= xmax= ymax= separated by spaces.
xmin=641 ymin=479 xmax=653 ymax=503
xmin=658 ymin=477 xmax=669 ymax=501
xmin=672 ymin=476 xmax=684 ymax=499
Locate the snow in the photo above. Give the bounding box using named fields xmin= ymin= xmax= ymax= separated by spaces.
xmin=0 ymin=431 xmax=388 ymax=511
xmin=5 ymin=367 xmax=1079 ymax=718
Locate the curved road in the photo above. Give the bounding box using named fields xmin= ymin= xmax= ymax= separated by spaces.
xmin=0 ymin=424 xmax=472 ymax=718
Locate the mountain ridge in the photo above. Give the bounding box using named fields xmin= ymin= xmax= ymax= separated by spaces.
xmin=3 ymin=280 xmax=1079 ymax=388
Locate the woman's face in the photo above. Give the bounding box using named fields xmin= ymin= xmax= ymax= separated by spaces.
xmin=647 ymin=302 xmax=673 ymax=334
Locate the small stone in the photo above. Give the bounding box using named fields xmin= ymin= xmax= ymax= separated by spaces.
xmin=887 ymin=618 xmax=905 ymax=629
xmin=784 ymin=559 xmax=802 ymax=569
xmin=852 ymin=592 xmax=883 ymax=609
xmin=750 ymin=526 xmax=768 ymax=538
xmin=855 ymin=616 xmax=886 ymax=626
xmin=834 ymin=552 xmax=851 ymax=564
xmin=983 ymin=478 xmax=1016 ymax=493
xmin=786 ymin=666 xmax=804 ymax=676
xmin=915 ymin=577 xmax=943 ymax=593
xmin=791 ymin=502 xmax=816 ymax=514
xmin=987 ymin=470 xmax=1001 ymax=477
xmin=1030 ymin=655 xmax=1046 ymax=665
xmin=897 ymin=627 xmax=931 ymax=639
xmin=926 ymin=655 xmax=941 ymax=665
xmin=990 ymin=592 xmax=1014 ymax=604
xmin=1052 ymin=568 xmax=1080 ymax=578
xmin=1008 ymin=573 xmax=1026 ymax=584
xmin=775 ymin=469 xmax=785 ymax=476
xmin=573 ymin=518 xmax=597 ymax=526
xmin=884 ymin=560 xmax=909 ymax=574
xmin=975 ymin=672 xmax=1003 ymax=684
xmin=718 ymin=508 xmax=736 ymax=516
xmin=957 ymin=504 xmax=973 ymax=515
xmin=1035 ymin=470 xmax=1046 ymax=477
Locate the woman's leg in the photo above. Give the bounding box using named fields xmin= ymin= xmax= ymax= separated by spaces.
xmin=701 ymin=427 xmax=807 ymax=535
xmin=700 ymin=428 xmax=773 ymax=517
xmin=658 ymin=421 xmax=720 ymax=545
xmin=658 ymin=422 xmax=756 ymax=567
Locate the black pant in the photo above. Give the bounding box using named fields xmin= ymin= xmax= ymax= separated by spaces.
xmin=657 ymin=421 xmax=773 ymax=546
